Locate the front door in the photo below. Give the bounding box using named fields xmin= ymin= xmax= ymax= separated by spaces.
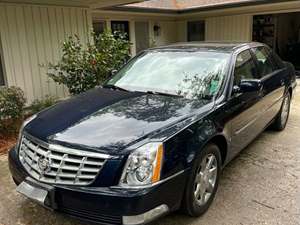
xmin=226 ymin=49 xmax=263 ymax=158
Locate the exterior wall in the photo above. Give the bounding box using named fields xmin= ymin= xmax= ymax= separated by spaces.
xmin=176 ymin=20 xmax=187 ymax=42
xmin=93 ymin=11 xmax=179 ymax=53
xmin=205 ymin=15 xmax=252 ymax=42
xmin=149 ymin=20 xmax=178 ymax=47
xmin=0 ymin=3 xmax=92 ymax=103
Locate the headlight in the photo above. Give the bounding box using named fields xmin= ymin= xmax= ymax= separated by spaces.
xmin=120 ymin=143 xmax=164 ymax=187
xmin=16 ymin=114 xmax=37 ymax=150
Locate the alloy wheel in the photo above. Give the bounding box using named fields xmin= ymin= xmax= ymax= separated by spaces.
xmin=194 ymin=153 xmax=218 ymax=206
xmin=281 ymin=94 xmax=290 ymax=127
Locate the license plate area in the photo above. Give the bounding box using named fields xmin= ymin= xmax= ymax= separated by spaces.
xmin=16 ymin=177 xmax=57 ymax=209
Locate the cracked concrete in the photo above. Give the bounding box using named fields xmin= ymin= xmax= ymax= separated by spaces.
xmin=0 ymin=84 xmax=299 ymax=225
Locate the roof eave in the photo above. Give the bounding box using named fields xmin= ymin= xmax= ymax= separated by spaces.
xmin=108 ymin=0 xmax=296 ymax=14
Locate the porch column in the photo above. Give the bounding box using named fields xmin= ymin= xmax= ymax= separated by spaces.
xmin=129 ymin=20 xmax=136 ymax=56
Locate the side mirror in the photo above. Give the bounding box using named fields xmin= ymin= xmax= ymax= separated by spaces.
xmin=233 ymin=79 xmax=262 ymax=94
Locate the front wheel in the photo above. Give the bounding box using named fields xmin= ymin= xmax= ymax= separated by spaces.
xmin=181 ymin=144 xmax=221 ymax=217
xmin=272 ymin=92 xmax=291 ymax=131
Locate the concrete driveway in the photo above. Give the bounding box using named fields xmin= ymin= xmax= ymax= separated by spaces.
xmin=0 ymin=85 xmax=299 ymax=225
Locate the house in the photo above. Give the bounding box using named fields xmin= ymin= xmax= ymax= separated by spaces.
xmin=1 ymin=0 xmax=300 ymax=103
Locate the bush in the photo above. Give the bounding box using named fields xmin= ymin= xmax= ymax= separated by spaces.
xmin=29 ymin=95 xmax=58 ymax=114
xmin=45 ymin=30 xmax=131 ymax=95
xmin=0 ymin=86 xmax=26 ymax=135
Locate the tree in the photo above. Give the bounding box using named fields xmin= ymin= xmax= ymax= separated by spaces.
xmin=46 ymin=30 xmax=131 ymax=95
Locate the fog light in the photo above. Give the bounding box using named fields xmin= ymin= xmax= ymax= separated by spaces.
xmin=122 ymin=204 xmax=169 ymax=225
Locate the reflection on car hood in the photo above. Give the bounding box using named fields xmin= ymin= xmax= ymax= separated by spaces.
xmin=25 ymin=88 xmax=212 ymax=154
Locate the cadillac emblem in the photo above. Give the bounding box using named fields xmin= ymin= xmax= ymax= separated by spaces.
xmin=37 ymin=156 xmax=51 ymax=174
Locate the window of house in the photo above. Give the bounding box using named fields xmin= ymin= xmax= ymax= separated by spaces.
xmin=111 ymin=21 xmax=130 ymax=40
xmin=0 ymin=41 xmax=5 ymax=86
xmin=234 ymin=50 xmax=257 ymax=85
xmin=253 ymin=47 xmax=275 ymax=77
xmin=187 ymin=21 xmax=205 ymax=42
xmin=93 ymin=21 xmax=106 ymax=36
xmin=0 ymin=58 xmax=4 ymax=86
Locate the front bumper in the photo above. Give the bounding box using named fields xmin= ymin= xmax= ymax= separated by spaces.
xmin=8 ymin=147 xmax=187 ymax=225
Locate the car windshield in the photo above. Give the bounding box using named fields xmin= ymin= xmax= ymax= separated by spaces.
xmin=106 ymin=50 xmax=231 ymax=99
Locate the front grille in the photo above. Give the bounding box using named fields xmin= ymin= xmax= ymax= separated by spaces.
xmin=19 ymin=133 xmax=110 ymax=186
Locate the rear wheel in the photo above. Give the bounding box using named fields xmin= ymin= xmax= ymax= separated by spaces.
xmin=272 ymin=92 xmax=291 ymax=131
xmin=181 ymin=144 xmax=221 ymax=217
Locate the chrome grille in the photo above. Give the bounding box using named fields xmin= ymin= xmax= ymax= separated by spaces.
xmin=19 ymin=133 xmax=110 ymax=186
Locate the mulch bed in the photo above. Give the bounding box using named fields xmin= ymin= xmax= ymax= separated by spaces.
xmin=0 ymin=135 xmax=17 ymax=155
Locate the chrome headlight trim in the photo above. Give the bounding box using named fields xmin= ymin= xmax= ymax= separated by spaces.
xmin=119 ymin=142 xmax=164 ymax=187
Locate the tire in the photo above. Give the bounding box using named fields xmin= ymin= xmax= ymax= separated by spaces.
xmin=181 ymin=143 xmax=222 ymax=217
xmin=271 ymin=92 xmax=291 ymax=131
xmin=12 ymin=177 xmax=20 ymax=186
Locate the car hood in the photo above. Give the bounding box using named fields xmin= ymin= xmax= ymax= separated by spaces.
xmin=25 ymin=88 xmax=212 ymax=154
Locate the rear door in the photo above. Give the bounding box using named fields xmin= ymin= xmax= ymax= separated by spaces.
xmin=251 ymin=46 xmax=287 ymax=125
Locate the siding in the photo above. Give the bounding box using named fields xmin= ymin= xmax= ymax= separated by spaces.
xmin=206 ymin=15 xmax=252 ymax=42
xmin=0 ymin=3 xmax=92 ymax=103
xmin=149 ymin=20 xmax=178 ymax=47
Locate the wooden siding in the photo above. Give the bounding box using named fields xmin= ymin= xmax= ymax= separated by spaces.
xmin=0 ymin=3 xmax=92 ymax=103
xmin=205 ymin=14 xmax=252 ymax=41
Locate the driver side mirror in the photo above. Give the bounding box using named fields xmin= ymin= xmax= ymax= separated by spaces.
xmin=233 ymin=79 xmax=262 ymax=94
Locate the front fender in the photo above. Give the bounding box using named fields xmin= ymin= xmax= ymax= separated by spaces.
xmin=161 ymin=117 xmax=226 ymax=180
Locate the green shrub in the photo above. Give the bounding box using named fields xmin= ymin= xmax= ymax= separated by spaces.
xmin=0 ymin=86 xmax=26 ymax=135
xmin=29 ymin=95 xmax=58 ymax=114
xmin=45 ymin=30 xmax=131 ymax=95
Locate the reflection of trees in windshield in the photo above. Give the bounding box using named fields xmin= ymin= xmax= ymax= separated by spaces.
xmin=177 ymin=70 xmax=223 ymax=100
xmin=101 ymin=95 xmax=192 ymax=123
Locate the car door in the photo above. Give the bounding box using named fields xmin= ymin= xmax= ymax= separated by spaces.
xmin=251 ymin=46 xmax=287 ymax=125
xmin=225 ymin=49 xmax=264 ymax=158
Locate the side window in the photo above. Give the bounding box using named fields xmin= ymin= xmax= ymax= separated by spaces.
xmin=271 ymin=51 xmax=285 ymax=69
xmin=253 ymin=47 xmax=275 ymax=77
xmin=234 ymin=50 xmax=257 ymax=85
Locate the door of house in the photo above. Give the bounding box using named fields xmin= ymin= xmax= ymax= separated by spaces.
xmin=111 ymin=21 xmax=130 ymax=40
xmin=135 ymin=21 xmax=149 ymax=54
xmin=187 ymin=21 xmax=205 ymax=42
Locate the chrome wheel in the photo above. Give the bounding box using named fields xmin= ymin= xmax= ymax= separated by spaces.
xmin=194 ymin=154 xmax=218 ymax=206
xmin=281 ymin=95 xmax=290 ymax=127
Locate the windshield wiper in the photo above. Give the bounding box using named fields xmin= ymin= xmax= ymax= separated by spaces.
xmin=103 ymin=84 xmax=130 ymax=92
xmin=146 ymin=91 xmax=182 ymax=98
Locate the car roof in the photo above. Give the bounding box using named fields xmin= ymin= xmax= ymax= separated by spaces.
xmin=149 ymin=42 xmax=264 ymax=53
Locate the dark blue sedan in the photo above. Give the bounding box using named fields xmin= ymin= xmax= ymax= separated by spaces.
xmin=9 ymin=42 xmax=297 ymax=225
